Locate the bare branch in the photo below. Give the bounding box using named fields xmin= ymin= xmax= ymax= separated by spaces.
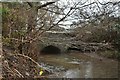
xmin=97 ymin=0 xmax=120 ymax=5
xmin=37 ymin=2 xmax=55 ymax=9
xmin=71 ymin=2 xmax=97 ymax=9
xmin=28 ymin=7 xmax=73 ymax=43
xmin=27 ymin=2 xmax=33 ymax=7
xmin=3 ymin=49 xmax=49 ymax=72
xmin=37 ymin=11 xmax=47 ymax=22
xmin=41 ymin=8 xmax=65 ymax=15
xmin=13 ymin=69 xmax=24 ymax=78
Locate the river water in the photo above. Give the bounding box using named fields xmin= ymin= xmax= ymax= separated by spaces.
xmin=39 ymin=52 xmax=118 ymax=78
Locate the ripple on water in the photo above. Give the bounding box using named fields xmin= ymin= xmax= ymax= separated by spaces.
xmin=39 ymin=53 xmax=118 ymax=78
xmin=63 ymin=69 xmax=81 ymax=78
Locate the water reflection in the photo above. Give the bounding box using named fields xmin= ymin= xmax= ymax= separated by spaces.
xmin=84 ymin=62 xmax=92 ymax=78
xmin=63 ymin=61 xmax=93 ymax=78
xmin=63 ymin=69 xmax=81 ymax=78
xmin=39 ymin=53 xmax=118 ymax=78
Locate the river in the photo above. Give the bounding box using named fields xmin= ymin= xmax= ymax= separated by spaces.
xmin=39 ymin=52 xmax=118 ymax=78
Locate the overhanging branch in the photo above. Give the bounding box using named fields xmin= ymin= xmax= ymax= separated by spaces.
xmin=37 ymin=2 xmax=55 ymax=9
xmin=27 ymin=2 xmax=33 ymax=7
xmin=28 ymin=7 xmax=73 ymax=43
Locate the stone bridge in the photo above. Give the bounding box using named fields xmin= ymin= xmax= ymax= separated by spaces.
xmin=38 ymin=31 xmax=112 ymax=53
xmin=39 ymin=37 xmax=83 ymax=52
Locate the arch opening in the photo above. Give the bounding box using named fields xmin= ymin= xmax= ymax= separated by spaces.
xmin=40 ymin=45 xmax=61 ymax=54
xmin=67 ymin=47 xmax=83 ymax=53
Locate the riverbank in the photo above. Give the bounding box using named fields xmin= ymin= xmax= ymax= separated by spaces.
xmin=97 ymin=50 xmax=119 ymax=60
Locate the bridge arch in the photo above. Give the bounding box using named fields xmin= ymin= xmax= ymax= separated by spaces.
xmin=40 ymin=45 xmax=61 ymax=54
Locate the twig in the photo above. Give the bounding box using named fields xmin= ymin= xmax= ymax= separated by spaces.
xmin=29 ymin=7 xmax=73 ymax=43
xmin=13 ymin=68 xmax=24 ymax=78
xmin=3 ymin=60 xmax=16 ymax=77
xmin=37 ymin=2 xmax=55 ymax=9
xmin=13 ymin=54 xmax=41 ymax=67
xmin=7 ymin=53 xmax=49 ymax=72
xmin=27 ymin=2 xmax=33 ymax=8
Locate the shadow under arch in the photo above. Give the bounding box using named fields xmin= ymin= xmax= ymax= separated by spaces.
xmin=40 ymin=45 xmax=61 ymax=54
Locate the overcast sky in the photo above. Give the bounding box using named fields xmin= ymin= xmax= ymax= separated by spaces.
xmin=57 ymin=0 xmax=120 ymax=29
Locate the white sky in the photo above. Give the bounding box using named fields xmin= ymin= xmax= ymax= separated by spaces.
xmin=58 ymin=0 xmax=120 ymax=29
